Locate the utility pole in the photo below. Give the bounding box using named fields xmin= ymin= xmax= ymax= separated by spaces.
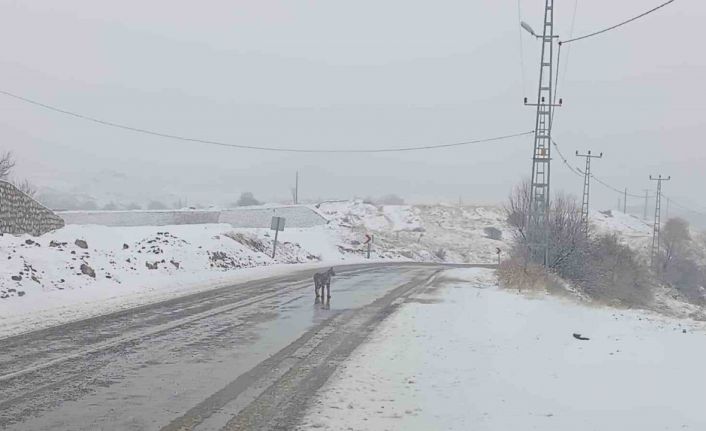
xmin=521 ymin=0 xmax=561 ymax=266
xmin=643 ymin=189 xmax=650 ymax=220
xmin=294 ymin=171 xmax=299 ymax=205
xmin=576 ymin=150 xmax=603 ymax=237
xmin=623 ymin=188 xmax=627 ymax=213
xmin=649 ymin=175 xmax=671 ymax=269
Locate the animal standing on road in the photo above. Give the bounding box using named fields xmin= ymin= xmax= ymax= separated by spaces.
xmin=314 ymin=267 xmax=336 ymax=299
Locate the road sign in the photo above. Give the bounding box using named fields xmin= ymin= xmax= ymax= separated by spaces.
xmin=270 ymin=216 xmax=286 ymax=258
xmin=271 ymin=216 xmax=285 ymax=231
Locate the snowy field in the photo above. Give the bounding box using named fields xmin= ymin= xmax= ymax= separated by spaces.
xmin=298 ymin=268 xmax=706 ymax=431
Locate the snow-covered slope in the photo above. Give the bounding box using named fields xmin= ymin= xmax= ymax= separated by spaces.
xmin=316 ymin=201 xmax=509 ymax=263
xmin=590 ymin=209 xmax=653 ymax=256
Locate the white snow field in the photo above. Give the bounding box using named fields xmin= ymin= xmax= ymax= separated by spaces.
xmin=298 ymin=268 xmax=706 ymax=431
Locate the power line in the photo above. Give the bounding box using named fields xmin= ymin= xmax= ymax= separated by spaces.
xmin=551 ymin=139 xmax=583 ymax=177
xmin=516 ymin=0 xmax=527 ymax=97
xmin=591 ymin=174 xmax=645 ymax=198
xmin=567 ymin=0 xmax=580 ymax=42
xmin=661 ymin=195 xmax=706 ymax=217
xmin=553 ymin=139 xmax=648 ymax=198
xmin=554 ymin=139 xmax=706 ymax=218
xmin=560 ymin=0 xmax=676 ymax=45
xmin=551 ymin=43 xmax=562 ymax=120
xmin=554 ymin=0 xmax=579 ymax=116
xmin=0 ymin=89 xmax=533 ymax=153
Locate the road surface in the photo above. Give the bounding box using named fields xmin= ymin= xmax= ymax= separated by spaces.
xmin=0 ymin=263 xmax=491 ymax=430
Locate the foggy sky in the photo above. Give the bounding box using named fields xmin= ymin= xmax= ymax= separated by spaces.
xmin=0 ymin=0 xmax=703 ymax=214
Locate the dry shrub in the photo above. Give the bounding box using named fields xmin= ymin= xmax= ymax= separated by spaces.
xmin=582 ymin=234 xmax=654 ymax=307
xmin=225 ymin=232 xmax=268 ymax=253
xmin=503 ymin=179 xmax=654 ymax=308
xmin=497 ymin=256 xmax=553 ymax=292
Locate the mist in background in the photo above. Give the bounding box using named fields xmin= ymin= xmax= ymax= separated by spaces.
xmin=0 ymin=1 xmax=703 ymax=220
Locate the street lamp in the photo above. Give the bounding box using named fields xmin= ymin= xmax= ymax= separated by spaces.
xmin=520 ymin=21 xmax=539 ymax=38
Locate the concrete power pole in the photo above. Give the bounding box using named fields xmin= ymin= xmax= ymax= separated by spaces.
xmin=649 ymin=175 xmax=671 ymax=269
xmin=521 ymin=0 xmax=561 ymax=266
xmin=576 ymin=150 xmax=603 ymax=237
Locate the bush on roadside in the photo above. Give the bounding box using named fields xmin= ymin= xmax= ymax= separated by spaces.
xmin=501 ymin=179 xmax=653 ymax=307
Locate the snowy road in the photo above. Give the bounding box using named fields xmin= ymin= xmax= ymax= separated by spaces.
xmin=0 ymin=263 xmax=486 ymax=430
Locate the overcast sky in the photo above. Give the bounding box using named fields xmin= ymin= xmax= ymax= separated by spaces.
xmin=0 ymin=0 xmax=703 ymax=213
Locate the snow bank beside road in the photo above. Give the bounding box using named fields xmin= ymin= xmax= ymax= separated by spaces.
xmin=298 ymin=268 xmax=706 ymax=431
xmin=0 ymin=224 xmax=337 ymax=337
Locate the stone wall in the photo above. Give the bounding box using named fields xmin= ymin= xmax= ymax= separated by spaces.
xmin=58 ymin=210 xmax=220 ymax=227
xmin=58 ymin=205 xmax=328 ymax=228
xmin=219 ymin=206 xmax=328 ymax=228
xmin=0 ymin=180 xmax=65 ymax=236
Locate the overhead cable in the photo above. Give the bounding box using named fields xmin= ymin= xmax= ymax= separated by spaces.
xmin=0 ymin=89 xmax=533 ymax=153
xmin=560 ymin=0 xmax=676 ymax=45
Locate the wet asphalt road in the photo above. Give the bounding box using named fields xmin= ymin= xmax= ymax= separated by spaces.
xmin=0 ymin=263 xmax=493 ymax=430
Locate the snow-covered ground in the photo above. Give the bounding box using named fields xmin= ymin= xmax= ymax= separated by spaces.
xmin=298 ymin=268 xmax=706 ymax=431
xmin=0 ymin=201 xmax=510 ymax=337
xmin=591 ymin=209 xmax=653 ymax=255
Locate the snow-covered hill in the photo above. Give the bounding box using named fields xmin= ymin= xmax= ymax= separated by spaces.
xmin=591 ymin=209 xmax=653 ymax=256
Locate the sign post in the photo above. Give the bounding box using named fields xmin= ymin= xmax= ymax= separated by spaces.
xmin=364 ymin=234 xmax=373 ymax=259
xmin=270 ymin=216 xmax=286 ymax=258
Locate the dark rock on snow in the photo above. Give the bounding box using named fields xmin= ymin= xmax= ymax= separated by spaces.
xmin=80 ymin=263 xmax=96 ymax=278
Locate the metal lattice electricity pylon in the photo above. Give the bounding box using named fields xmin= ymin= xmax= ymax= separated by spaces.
xmin=649 ymin=174 xmax=671 ymax=269
xmin=522 ymin=0 xmax=561 ymax=266
xmin=576 ymin=150 xmax=603 ymax=236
